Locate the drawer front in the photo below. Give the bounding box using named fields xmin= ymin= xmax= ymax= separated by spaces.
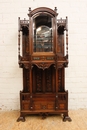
xmin=22 ymin=101 xmax=67 ymax=111
xmin=59 ymin=103 xmax=66 ymax=110
xmin=34 ymin=101 xmax=55 ymax=110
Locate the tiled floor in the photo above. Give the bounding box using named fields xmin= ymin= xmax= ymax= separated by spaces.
xmin=0 ymin=109 xmax=87 ymax=130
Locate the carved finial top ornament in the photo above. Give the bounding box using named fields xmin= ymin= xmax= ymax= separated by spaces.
xmin=29 ymin=7 xmax=31 ymax=12
xmin=28 ymin=7 xmax=31 ymax=16
xmin=54 ymin=7 xmax=57 ymax=12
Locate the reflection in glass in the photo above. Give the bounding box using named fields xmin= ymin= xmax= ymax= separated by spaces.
xmin=33 ymin=16 xmax=53 ymax=52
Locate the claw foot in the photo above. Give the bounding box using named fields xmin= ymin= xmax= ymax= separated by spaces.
xmin=17 ymin=116 xmax=25 ymax=122
xmin=63 ymin=115 xmax=72 ymax=122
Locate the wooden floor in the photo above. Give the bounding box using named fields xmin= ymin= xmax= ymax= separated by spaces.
xmin=0 ymin=109 xmax=87 ymax=130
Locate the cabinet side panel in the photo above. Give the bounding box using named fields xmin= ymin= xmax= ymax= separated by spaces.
xmin=23 ymin=69 xmax=30 ymax=92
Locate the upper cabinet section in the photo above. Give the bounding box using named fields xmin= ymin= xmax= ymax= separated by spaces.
xmin=18 ymin=7 xmax=68 ymax=67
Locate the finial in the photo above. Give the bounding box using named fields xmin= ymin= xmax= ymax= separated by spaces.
xmin=29 ymin=7 xmax=31 ymax=13
xmin=54 ymin=7 xmax=57 ymax=12
xmin=28 ymin=7 xmax=31 ymax=17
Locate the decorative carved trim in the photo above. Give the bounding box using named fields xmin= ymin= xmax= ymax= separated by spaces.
xmin=34 ymin=63 xmax=54 ymax=70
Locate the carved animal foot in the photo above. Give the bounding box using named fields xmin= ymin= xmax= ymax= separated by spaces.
xmin=63 ymin=115 xmax=72 ymax=122
xmin=17 ymin=116 xmax=25 ymax=122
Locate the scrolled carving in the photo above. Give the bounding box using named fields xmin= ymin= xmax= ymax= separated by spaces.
xmin=34 ymin=63 xmax=54 ymax=70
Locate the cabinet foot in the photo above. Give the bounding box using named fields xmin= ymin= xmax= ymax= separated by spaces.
xmin=17 ymin=116 xmax=25 ymax=122
xmin=63 ymin=115 xmax=72 ymax=122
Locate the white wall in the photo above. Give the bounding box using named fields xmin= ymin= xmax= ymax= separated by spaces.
xmin=0 ymin=0 xmax=87 ymax=110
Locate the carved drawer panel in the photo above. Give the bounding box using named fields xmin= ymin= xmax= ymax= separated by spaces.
xmin=55 ymin=93 xmax=67 ymax=110
xmin=59 ymin=103 xmax=66 ymax=110
xmin=34 ymin=101 xmax=55 ymax=110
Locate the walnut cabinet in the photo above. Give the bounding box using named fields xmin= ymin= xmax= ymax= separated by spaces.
xmin=17 ymin=7 xmax=71 ymax=122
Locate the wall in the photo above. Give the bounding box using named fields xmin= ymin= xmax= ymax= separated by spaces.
xmin=0 ymin=0 xmax=87 ymax=110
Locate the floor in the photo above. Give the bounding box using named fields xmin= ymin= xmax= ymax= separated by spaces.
xmin=0 ymin=109 xmax=87 ymax=130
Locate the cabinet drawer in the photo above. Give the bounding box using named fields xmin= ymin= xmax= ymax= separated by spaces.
xmin=59 ymin=103 xmax=66 ymax=110
xmin=34 ymin=101 xmax=55 ymax=110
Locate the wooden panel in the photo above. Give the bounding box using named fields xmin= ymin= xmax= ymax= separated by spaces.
xmin=57 ymin=34 xmax=64 ymax=54
xmin=22 ymin=101 xmax=30 ymax=110
xmin=32 ymin=65 xmax=55 ymax=93
xmin=59 ymin=103 xmax=66 ymax=110
xmin=23 ymin=69 xmax=30 ymax=92
xmin=34 ymin=101 xmax=55 ymax=110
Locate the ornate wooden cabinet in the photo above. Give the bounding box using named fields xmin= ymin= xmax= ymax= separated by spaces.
xmin=17 ymin=7 xmax=71 ymax=122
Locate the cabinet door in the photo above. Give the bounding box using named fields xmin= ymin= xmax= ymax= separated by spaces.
xmin=32 ymin=65 xmax=56 ymax=93
xmin=29 ymin=12 xmax=56 ymax=54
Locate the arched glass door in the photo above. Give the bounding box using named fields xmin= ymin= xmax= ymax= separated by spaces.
xmin=33 ymin=15 xmax=53 ymax=52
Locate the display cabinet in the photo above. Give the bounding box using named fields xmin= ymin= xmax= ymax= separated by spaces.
xmin=17 ymin=7 xmax=71 ymax=122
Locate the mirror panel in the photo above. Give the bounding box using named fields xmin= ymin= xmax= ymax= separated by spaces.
xmin=33 ymin=15 xmax=53 ymax=52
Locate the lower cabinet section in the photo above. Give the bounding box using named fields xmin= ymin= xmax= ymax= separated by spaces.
xmin=17 ymin=91 xmax=72 ymax=122
xmin=21 ymin=92 xmax=68 ymax=111
xmin=22 ymin=101 xmax=66 ymax=111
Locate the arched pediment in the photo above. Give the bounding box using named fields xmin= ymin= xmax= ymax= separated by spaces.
xmin=28 ymin=7 xmax=58 ymax=17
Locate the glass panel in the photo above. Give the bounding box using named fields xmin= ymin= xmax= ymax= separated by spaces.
xmin=33 ymin=15 xmax=53 ymax=52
